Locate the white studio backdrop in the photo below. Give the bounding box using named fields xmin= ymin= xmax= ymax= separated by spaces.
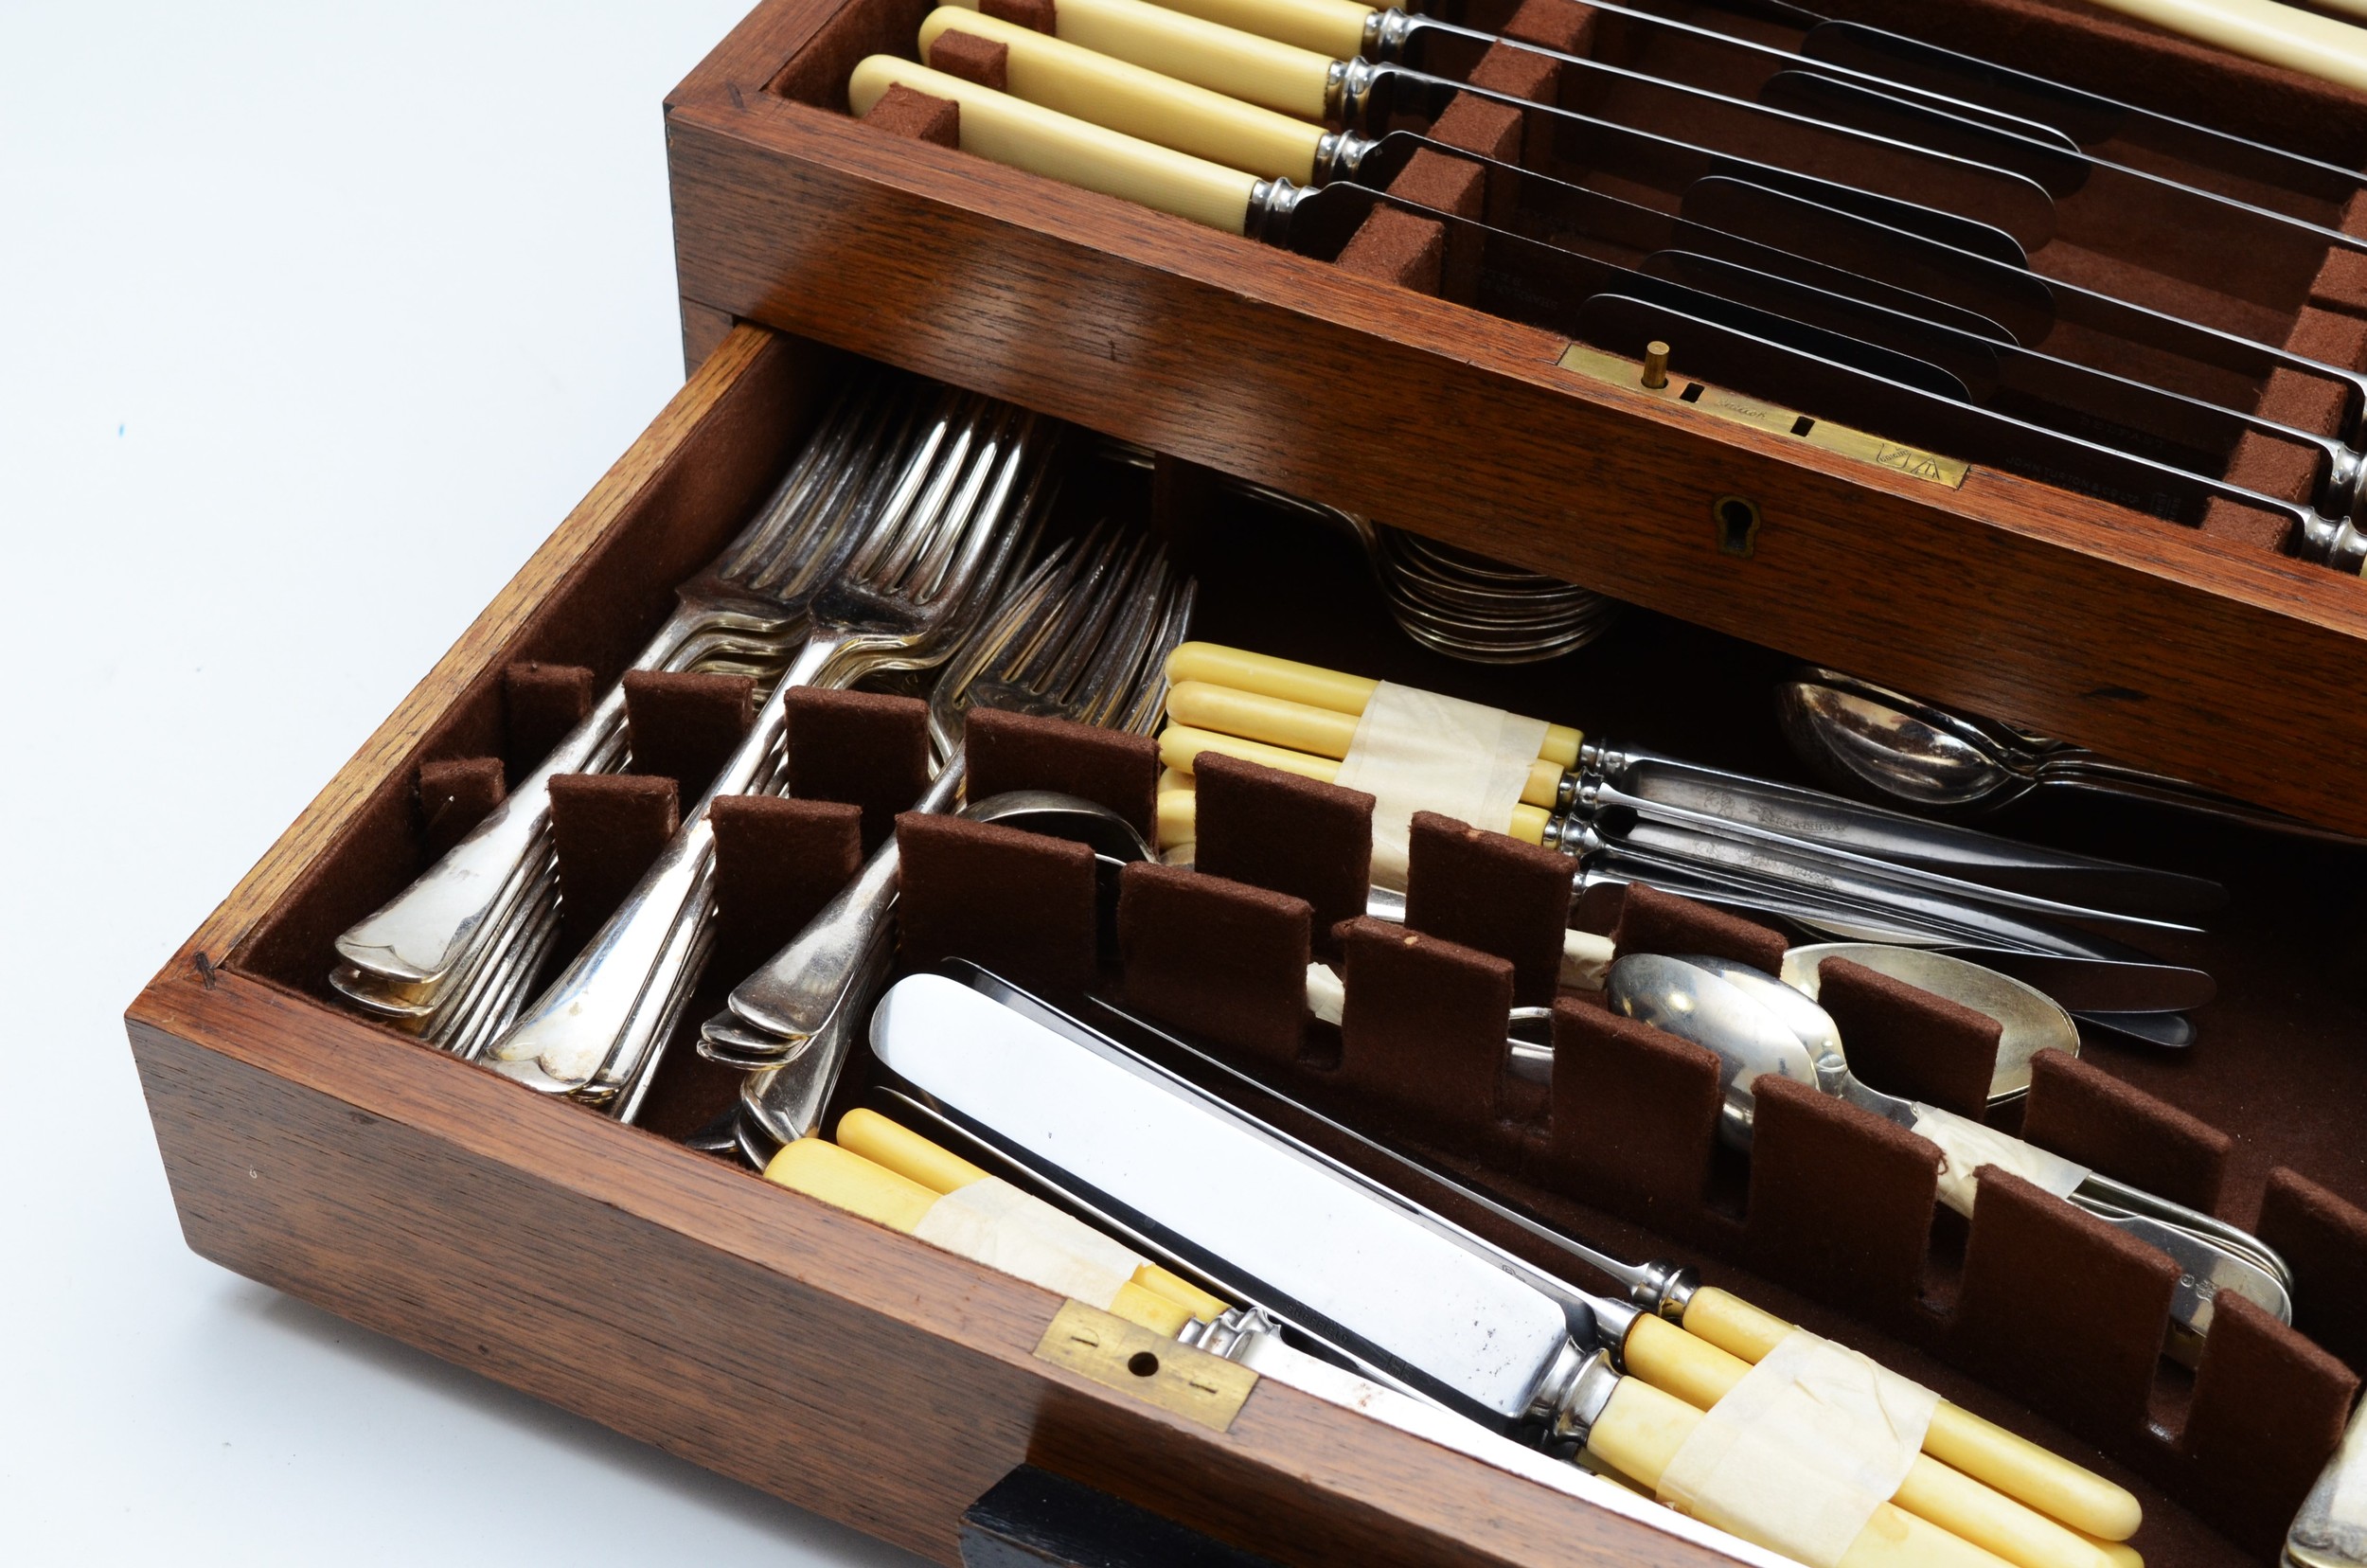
xmin=1 ymin=5 xmax=919 ymax=1562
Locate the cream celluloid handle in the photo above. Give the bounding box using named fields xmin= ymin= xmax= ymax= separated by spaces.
xmin=1681 ymin=1289 xmax=2143 ymax=1543
xmin=1157 ymin=723 xmax=1557 ymax=843
xmin=920 ymin=8 xmax=1328 ymax=183
xmin=1621 ymin=1317 xmax=2122 ymax=1568
xmin=1588 ymin=1378 xmax=2016 ymax=1568
xmin=1148 ymin=0 xmax=1379 ymax=61
xmin=1167 ymin=640 xmax=1587 ymax=767
xmin=947 ymin=0 xmax=1339 ymax=118
xmin=848 ymin=56 xmax=1260 ymax=232
xmin=2078 ymin=0 xmax=2367 ymax=93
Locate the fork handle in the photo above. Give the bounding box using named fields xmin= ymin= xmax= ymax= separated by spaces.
xmin=726 ymin=757 xmax=970 ymax=1042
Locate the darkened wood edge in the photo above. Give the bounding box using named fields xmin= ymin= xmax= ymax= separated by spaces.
xmin=173 ymin=323 xmax=785 ymax=971
xmin=683 ymin=298 xmax=739 ymax=378
xmin=661 ymin=15 xmax=2367 ymax=833
xmin=123 ymin=968 xmax=1742 ymax=1568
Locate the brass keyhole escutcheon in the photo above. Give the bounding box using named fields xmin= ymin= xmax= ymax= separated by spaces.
xmin=1714 ymin=494 xmax=1761 ymax=558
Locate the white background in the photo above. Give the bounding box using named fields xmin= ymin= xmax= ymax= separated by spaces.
xmin=3 ymin=4 xmax=917 ymax=1562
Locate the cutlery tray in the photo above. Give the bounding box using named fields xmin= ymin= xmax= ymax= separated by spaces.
xmin=667 ymin=0 xmax=2367 ymax=838
xmin=130 ymin=323 xmax=2367 ymax=1568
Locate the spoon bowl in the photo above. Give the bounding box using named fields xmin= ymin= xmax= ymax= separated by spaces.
xmin=1605 ymin=953 xmax=1819 ymax=1147
xmin=1779 ymin=942 xmax=2079 ymax=1103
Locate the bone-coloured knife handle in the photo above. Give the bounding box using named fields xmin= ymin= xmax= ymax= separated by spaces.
xmin=849 ymin=57 xmax=1264 ymax=232
xmin=948 ymin=0 xmax=1339 ymax=118
xmin=1166 ymin=641 xmax=1587 ymax=767
xmin=1166 ymin=679 xmax=1567 ymax=807
xmin=1587 ymin=1379 xmax=2016 ymax=1568
xmin=2077 ymin=0 xmax=2367 ymax=94
xmin=1157 ymin=725 xmax=1557 ymax=842
xmin=921 ymin=8 xmax=1328 ymax=183
xmin=1622 ymin=1319 xmax=2118 ymax=1568
xmin=1147 ymin=0 xmax=1378 ymax=60
xmin=1681 ymin=1289 xmax=2143 ymax=1542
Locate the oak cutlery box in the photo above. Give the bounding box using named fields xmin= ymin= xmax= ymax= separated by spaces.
xmin=125 ymin=0 xmax=2367 ymax=1561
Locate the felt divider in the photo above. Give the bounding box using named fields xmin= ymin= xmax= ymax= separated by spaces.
xmin=501 ymin=662 xmax=594 ymax=781
xmin=926 ymin=27 xmax=1008 ymax=90
xmin=624 ymin=669 xmax=756 ymax=801
xmin=1533 ymin=1000 xmax=1721 ymax=1228
xmin=548 ymin=774 xmax=680 ymax=949
xmin=2259 ymin=1168 xmax=2367 ymax=1376
xmin=1744 ymin=1077 xmax=1941 ymax=1330
xmin=1190 ymin=751 xmax=1374 ymax=959
xmin=1334 ymin=916 xmax=1519 ymax=1162
xmin=708 ymin=796 xmax=864 ymax=980
xmin=2176 ymin=1296 xmax=2362 ymax=1560
xmin=1117 ymin=862 xmax=1311 ymax=1067
xmin=416 ymin=757 xmax=505 ymax=862
xmin=784 ymin=688 xmax=933 ymax=853
xmin=966 ymin=707 xmax=1159 ymax=838
xmin=863 ymin=80 xmax=959 ymax=146
xmin=897 ymin=811 xmax=1098 ymax=997
xmin=1610 ymin=882 xmax=1788 ymax=973
xmin=2021 ymin=1048 xmax=2232 ymax=1214
xmin=1816 ymin=957 xmax=2002 ymax=1120
xmin=1403 ymin=810 xmax=1572 ymax=1006
xmin=1950 ymin=1169 xmax=2179 ymax=1447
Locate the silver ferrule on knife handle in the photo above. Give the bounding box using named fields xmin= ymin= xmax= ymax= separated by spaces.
xmin=2296 ymin=510 xmax=2367 ymax=575
xmin=1539 ymin=1346 xmax=1625 ymax=1447
xmin=1244 ymin=177 xmax=1310 ymax=241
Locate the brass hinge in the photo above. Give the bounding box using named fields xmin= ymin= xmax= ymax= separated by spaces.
xmin=1557 ymin=342 xmax=1969 ymax=490
xmin=1032 ymin=1301 xmax=1258 ymax=1434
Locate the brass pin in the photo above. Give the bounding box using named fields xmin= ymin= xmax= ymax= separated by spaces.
xmin=1642 ymin=341 xmax=1671 ymax=391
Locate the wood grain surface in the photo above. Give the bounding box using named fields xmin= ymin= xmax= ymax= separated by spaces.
xmin=662 ymin=0 xmax=2367 ymax=834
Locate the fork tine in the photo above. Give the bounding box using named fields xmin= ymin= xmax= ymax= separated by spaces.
xmin=903 ymin=406 xmax=1024 ymax=596
xmin=1037 ymin=529 xmax=1149 ymax=706
xmin=1007 ymin=525 xmax=1127 ymax=695
xmin=1069 ymin=544 xmax=1172 ymax=726
xmin=715 ymin=377 xmax=875 ymax=581
xmin=923 ymin=412 xmax=1049 ymax=607
xmin=1122 ymin=578 xmax=1199 ymax=736
xmin=846 ymin=394 xmax=985 ymax=584
xmin=739 ymin=380 xmax=916 ymax=594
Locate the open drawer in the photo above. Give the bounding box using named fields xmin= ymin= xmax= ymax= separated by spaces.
xmin=127 ymin=323 xmax=2367 ymax=1568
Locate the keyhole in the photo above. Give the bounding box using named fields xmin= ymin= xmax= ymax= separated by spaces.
xmin=1128 ymin=1351 xmax=1161 ymax=1378
xmin=1714 ymin=495 xmax=1761 ymax=558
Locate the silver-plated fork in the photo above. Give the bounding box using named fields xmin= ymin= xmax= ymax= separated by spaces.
xmin=723 ymin=525 xmax=1193 ymax=1149
xmin=482 ymin=396 xmax=1054 ymax=1105
xmin=329 ymin=377 xmax=901 ymax=1022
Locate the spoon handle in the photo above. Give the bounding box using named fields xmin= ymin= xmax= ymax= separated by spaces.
xmin=2038 ymin=769 xmax=2365 ymax=844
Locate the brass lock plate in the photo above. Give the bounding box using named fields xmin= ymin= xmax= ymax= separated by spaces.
xmin=1557 ymin=343 xmax=1969 ymax=490
xmin=1032 ymin=1301 xmax=1257 ymax=1434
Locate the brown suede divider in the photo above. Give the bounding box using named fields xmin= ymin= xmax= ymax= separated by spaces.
xmin=708 ymin=795 xmax=863 ymax=980
xmin=1611 ymin=882 xmax=1789 ymax=973
xmin=1191 ymin=752 xmax=1373 ymax=959
xmin=1384 ymin=148 xmax=1486 ymax=221
xmin=501 ymin=662 xmax=593 ymax=781
xmin=925 ymin=27 xmax=1006 ymax=90
xmin=1117 ymin=863 xmax=1310 ymax=1069
xmin=2311 ymin=246 xmax=2367 ymax=318
xmin=862 ymin=81 xmax=958 ymax=147
xmin=416 ymin=757 xmax=504 ymax=862
xmin=980 ymin=0 xmax=1051 ymax=31
xmin=2259 ymin=366 xmax=2352 ymax=437
xmin=547 ymin=774 xmax=679 ymax=950
xmin=1335 ymin=917 xmax=1514 ymax=1156
xmin=1817 ymin=957 xmax=2001 ymax=1119
xmin=2180 ymin=1294 xmax=2361 ymax=1559
xmin=966 ymin=708 xmax=1158 ymax=837
xmin=1424 ymin=95 xmax=1522 ymax=167
xmin=623 ymin=669 xmax=755 ymax=801
xmin=1334 ymin=205 xmax=1446 ymax=295
xmin=896 ymin=811 xmax=1096 ymax=996
xmin=2022 ymin=1048 xmax=2232 ymax=1212
xmin=1499 ymin=0 xmax=1593 ymax=53
xmin=1464 ymin=40 xmax=1559 ymax=101
xmin=1404 ymin=811 xmax=1571 ymax=1006
xmin=2260 ymin=1167 xmax=2367 ymax=1375
xmin=2292 ymin=307 xmax=2367 ymax=372
xmin=2198 ymin=496 xmax=2294 ymax=553
xmin=1535 ymin=1001 xmax=1719 ymax=1225
xmin=1745 ymin=1077 xmax=1939 ymax=1323
xmin=783 ymin=687 xmax=931 ymax=852
xmin=1951 ymin=1168 xmax=2179 ymax=1444
xmin=2221 ymin=429 xmax=2324 ymax=507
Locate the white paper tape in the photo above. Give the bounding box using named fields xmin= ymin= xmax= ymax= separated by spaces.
xmin=1656 ymin=1328 xmax=1939 ymax=1568
xmin=912 ymin=1175 xmax=1145 ymax=1310
xmin=1307 ymin=961 xmax=1345 ymax=1025
xmin=1909 ymin=1104 xmax=2091 ymax=1220
xmin=1331 ymin=682 xmax=1550 ymax=891
xmin=1562 ymin=929 xmax=1614 ymax=990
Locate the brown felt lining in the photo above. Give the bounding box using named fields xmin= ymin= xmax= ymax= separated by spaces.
xmin=547 ymin=773 xmax=679 ymax=951
xmin=624 ymin=668 xmax=756 ymax=801
xmin=2260 ymin=1168 xmax=2367 ymax=1377
xmin=1334 ymin=917 xmax=1518 ymax=1161
xmin=925 ymin=28 xmax=1007 ymax=91
xmin=862 ymin=81 xmax=957 ymax=147
xmin=1404 ymin=810 xmax=1572 ymax=1006
xmin=1817 ymin=955 xmax=2002 ymax=1119
xmin=2022 ymin=1047 xmax=2232 ymax=1211
xmin=1118 ymin=863 xmax=1311 ymax=1068
xmin=416 ymin=757 xmax=504 ymax=863
xmin=1611 ymin=881 xmax=1789 ymax=972
xmin=1191 ymin=751 xmax=1374 ymax=959
xmin=501 ymin=662 xmax=593 ymax=782
xmin=783 ymin=687 xmax=931 ymax=853
xmin=708 ymin=795 xmax=863 ymax=981
xmin=897 ymin=811 xmax=1097 ymax=997
xmin=965 ymin=708 xmax=1159 ymax=838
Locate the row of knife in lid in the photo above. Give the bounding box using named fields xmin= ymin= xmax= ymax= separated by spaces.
xmin=845 ymin=0 xmax=2367 ymax=571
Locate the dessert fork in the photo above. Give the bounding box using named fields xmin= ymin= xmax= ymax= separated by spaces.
xmin=484 ymin=395 xmax=1054 ymax=1103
